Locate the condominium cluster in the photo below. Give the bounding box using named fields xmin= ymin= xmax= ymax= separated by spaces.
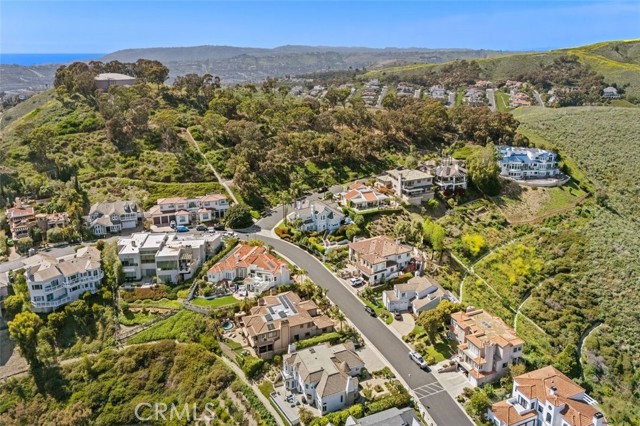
xmin=117 ymin=232 xmax=222 ymax=284
xmin=26 ymin=246 xmax=103 ymax=313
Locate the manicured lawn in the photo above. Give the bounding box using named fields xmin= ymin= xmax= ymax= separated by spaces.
xmin=544 ymin=182 xmax=586 ymax=211
xmin=360 ymin=296 xmax=393 ymax=325
xmin=258 ymin=380 xmax=274 ymax=399
xmin=190 ymin=295 xmax=238 ymax=307
xmin=494 ymin=91 xmax=511 ymax=112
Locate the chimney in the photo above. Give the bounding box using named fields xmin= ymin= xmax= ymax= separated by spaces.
xmin=466 ymin=306 xmax=476 ymax=313
xmin=345 ymin=376 xmax=356 ymax=393
xmin=593 ymin=412 xmax=604 ymax=426
xmin=15 ymin=197 xmax=22 ymax=209
xmin=288 ymin=343 xmax=297 ymax=354
xmin=549 ymin=385 xmax=557 ymax=396
xmin=270 ymin=288 xmax=277 ymax=296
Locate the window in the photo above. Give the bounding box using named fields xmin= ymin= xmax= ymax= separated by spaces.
xmin=502 ymin=362 xmax=508 ymax=368
xmin=31 ymin=284 xmax=43 ymax=290
xmin=546 ymin=413 xmax=551 ymax=423
xmin=538 ymin=405 xmax=543 ymax=413
xmin=340 ymin=395 xmax=344 ymax=403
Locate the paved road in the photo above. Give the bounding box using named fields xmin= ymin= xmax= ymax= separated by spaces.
xmin=486 ymin=88 xmax=497 ymax=112
xmin=533 ymin=90 xmax=545 ymax=107
xmin=241 ymin=231 xmax=474 ymax=426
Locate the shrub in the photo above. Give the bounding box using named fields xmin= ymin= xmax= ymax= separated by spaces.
xmin=295 ymin=332 xmax=342 ymax=350
xmin=239 ymin=355 xmax=264 ymax=380
xmin=224 ymin=203 xmax=254 ymax=229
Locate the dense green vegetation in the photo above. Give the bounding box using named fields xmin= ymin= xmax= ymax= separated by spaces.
xmin=0 ymin=341 xmax=274 ymax=426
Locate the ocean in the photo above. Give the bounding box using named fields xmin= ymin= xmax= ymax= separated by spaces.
xmin=0 ymin=53 xmax=105 ymax=66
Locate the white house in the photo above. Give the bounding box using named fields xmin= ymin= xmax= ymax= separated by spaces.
xmin=498 ymin=146 xmax=561 ymax=180
xmin=94 ymin=73 xmax=136 ymax=90
xmin=345 ymin=407 xmax=421 ymax=426
xmin=382 ymin=275 xmax=446 ymax=314
xmin=207 ymin=243 xmax=291 ymax=293
xmin=282 ymin=342 xmax=363 ymax=414
xmin=432 ymin=157 xmax=468 ymax=192
xmin=602 ymin=86 xmax=619 ymax=99
xmin=287 ymin=201 xmax=345 ymax=233
xmin=25 ymin=246 xmax=103 ymax=313
xmin=117 ymin=232 xmax=222 ymax=284
xmin=145 ymin=194 xmax=230 ymax=227
xmin=348 ymin=236 xmax=413 ymax=285
xmin=339 ymin=182 xmax=390 ymax=212
xmin=488 ymin=366 xmax=607 ymax=426
xmin=377 ymin=169 xmax=434 ymax=206
xmin=87 ymin=201 xmax=141 ymax=236
xmin=429 ymin=85 xmax=447 ymax=99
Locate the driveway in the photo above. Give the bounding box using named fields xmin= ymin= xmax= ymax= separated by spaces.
xmin=390 ymin=313 xmax=415 ymax=337
xmin=486 ymin=88 xmax=496 ymax=112
xmin=241 ymin=231 xmax=474 ymax=426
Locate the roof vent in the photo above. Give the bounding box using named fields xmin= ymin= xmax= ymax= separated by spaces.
xmin=550 ymin=386 xmax=557 ymax=396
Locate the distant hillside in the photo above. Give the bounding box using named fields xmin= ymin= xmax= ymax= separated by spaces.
xmin=0 ymin=45 xmax=513 ymax=92
xmin=366 ymin=40 xmax=640 ymax=99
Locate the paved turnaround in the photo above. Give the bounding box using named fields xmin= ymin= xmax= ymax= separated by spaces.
xmin=242 ymin=229 xmax=474 ymax=426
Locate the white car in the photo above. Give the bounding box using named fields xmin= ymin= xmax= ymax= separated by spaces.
xmin=349 ymin=277 xmax=364 ymax=287
xmin=409 ymin=351 xmax=429 ymax=370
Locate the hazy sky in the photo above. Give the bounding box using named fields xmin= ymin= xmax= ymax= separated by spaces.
xmin=1 ymin=1 xmax=639 ymax=53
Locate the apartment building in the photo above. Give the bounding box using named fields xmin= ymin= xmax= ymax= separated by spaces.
xmin=25 ymin=246 xmax=103 ymax=313
xmin=241 ymin=291 xmax=335 ymax=359
xmin=117 ymin=232 xmax=222 ymax=284
xmin=498 ymin=146 xmax=561 ymax=180
xmin=339 ymin=182 xmax=390 ymax=212
xmin=488 ymin=366 xmax=607 ymax=426
xmin=282 ymin=342 xmax=363 ymax=414
xmin=207 ymin=243 xmax=291 ymax=293
xmin=450 ymin=308 xmax=525 ymax=386
xmin=146 ymin=193 xmax=230 ymax=226
xmin=349 ymin=236 xmax=413 ymax=285
xmin=287 ymin=200 xmax=345 ymax=233
xmin=377 ymin=169 xmax=434 ymax=206
xmin=383 ymin=275 xmax=447 ymax=314
xmin=87 ymin=200 xmax=141 ymax=236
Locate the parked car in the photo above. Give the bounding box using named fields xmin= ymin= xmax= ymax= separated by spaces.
xmin=394 ymin=310 xmax=402 ymax=320
xmin=349 ymin=277 xmax=364 ymax=287
xmin=207 ymin=227 xmax=216 ymax=234
xmin=213 ymin=224 xmax=225 ymax=231
xmin=175 ymin=225 xmax=189 ymax=232
xmin=409 ymin=351 xmax=429 ymax=370
xmin=225 ymin=231 xmax=237 ymax=238
xmin=364 ymin=306 xmax=376 ymax=317
xmin=170 ymin=221 xmax=177 ymax=229
xmin=195 ymin=225 xmax=208 ymax=231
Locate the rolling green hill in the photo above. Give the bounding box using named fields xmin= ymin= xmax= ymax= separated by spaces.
xmin=365 ymin=40 xmax=640 ymax=99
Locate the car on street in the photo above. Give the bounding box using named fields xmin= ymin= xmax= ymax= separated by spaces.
xmin=170 ymin=220 xmax=176 ymax=229
xmin=213 ymin=224 xmax=225 ymax=231
xmin=175 ymin=225 xmax=189 ymax=232
xmin=195 ymin=225 xmax=208 ymax=231
xmin=349 ymin=277 xmax=364 ymax=287
xmin=207 ymin=227 xmax=216 ymax=233
xmin=224 ymin=231 xmax=237 ymax=238
xmin=364 ymin=306 xmax=376 ymax=317
xmin=409 ymin=351 xmax=429 ymax=370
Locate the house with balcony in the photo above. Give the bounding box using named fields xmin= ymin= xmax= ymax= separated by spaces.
xmin=283 ymin=342 xmax=363 ymax=414
xmin=349 ymin=236 xmax=413 ymax=285
xmin=87 ymin=200 xmax=141 ymax=236
xmin=241 ymin=291 xmax=335 ymax=358
xmin=35 ymin=212 xmax=69 ymax=233
xmin=383 ymin=275 xmax=447 ymax=314
xmin=25 ymin=246 xmax=103 ymax=313
xmin=6 ymin=198 xmax=36 ymax=239
xmin=287 ymin=201 xmax=345 ymax=233
xmin=425 ymin=157 xmax=468 ymax=193
xmin=498 ymin=146 xmax=561 ymax=180
xmin=145 ymin=193 xmax=230 ymax=226
xmin=488 ymin=366 xmax=608 ymax=426
xmin=429 ymin=85 xmax=447 ymax=99
xmin=376 ymin=169 xmax=434 ymax=206
xmin=339 ymin=182 xmax=390 ymax=212
xmin=117 ymin=232 xmax=222 ymax=283
xmin=207 ymin=244 xmax=291 ymax=293
xmin=450 ymin=308 xmax=525 ymax=386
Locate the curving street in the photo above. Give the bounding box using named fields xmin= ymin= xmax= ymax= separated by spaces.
xmin=241 ymin=220 xmax=474 ymax=426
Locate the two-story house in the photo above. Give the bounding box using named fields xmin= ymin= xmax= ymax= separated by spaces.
xmin=488 ymin=366 xmax=607 ymax=426
xmin=429 ymin=157 xmax=468 ymax=193
xmin=498 ymin=146 xmax=561 ymax=180
xmin=339 ymin=182 xmax=390 ymax=212
xmin=241 ymin=291 xmax=335 ymax=359
xmin=376 ymin=169 xmax=434 ymax=206
xmin=118 ymin=232 xmax=222 ymax=283
xmin=429 ymin=85 xmax=447 ymax=99
xmin=450 ymin=308 xmax=525 ymax=386
xmin=207 ymin=244 xmax=291 ymax=293
xmin=283 ymin=342 xmax=363 ymax=414
xmin=287 ymin=201 xmax=345 ymax=233
xmin=25 ymin=246 xmax=103 ymax=313
xmin=383 ymin=275 xmax=447 ymax=314
xmin=6 ymin=198 xmax=36 ymax=239
xmin=145 ymin=193 xmax=230 ymax=226
xmin=602 ymin=86 xmax=619 ymax=99
xmin=87 ymin=201 xmax=141 ymax=236
xmin=348 ymin=236 xmax=413 ymax=285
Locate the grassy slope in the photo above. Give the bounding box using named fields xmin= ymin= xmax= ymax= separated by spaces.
xmin=364 ymin=40 xmax=640 ymax=98
xmin=513 ymin=106 xmax=640 ymax=424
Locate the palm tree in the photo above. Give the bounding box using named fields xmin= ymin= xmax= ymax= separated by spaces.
xmin=333 ymin=309 xmax=346 ymax=330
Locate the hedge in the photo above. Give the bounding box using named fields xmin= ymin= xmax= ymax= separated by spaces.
xmin=365 ymin=391 xmax=411 ymax=414
xmin=309 ymin=404 xmax=364 ymax=426
xmin=295 ymin=332 xmax=342 ymax=350
xmin=238 ymin=354 xmax=264 ymax=380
